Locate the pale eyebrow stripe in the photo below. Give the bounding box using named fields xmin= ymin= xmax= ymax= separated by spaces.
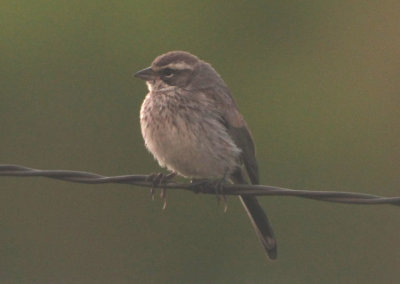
xmin=162 ymin=61 xmax=194 ymax=70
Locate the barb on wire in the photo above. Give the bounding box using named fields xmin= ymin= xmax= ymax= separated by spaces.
xmin=1 ymin=164 xmax=399 ymax=207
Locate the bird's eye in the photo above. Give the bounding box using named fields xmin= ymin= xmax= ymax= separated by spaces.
xmin=162 ymin=68 xmax=174 ymax=77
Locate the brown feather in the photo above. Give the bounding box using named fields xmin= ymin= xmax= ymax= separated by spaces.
xmin=203 ymin=86 xmax=277 ymax=259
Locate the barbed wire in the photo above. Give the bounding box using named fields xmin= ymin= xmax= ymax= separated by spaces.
xmin=1 ymin=164 xmax=399 ymax=207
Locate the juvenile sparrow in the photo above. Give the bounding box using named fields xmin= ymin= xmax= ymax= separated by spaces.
xmin=134 ymin=51 xmax=277 ymax=259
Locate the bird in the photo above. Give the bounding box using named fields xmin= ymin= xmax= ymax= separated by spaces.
xmin=134 ymin=51 xmax=277 ymax=259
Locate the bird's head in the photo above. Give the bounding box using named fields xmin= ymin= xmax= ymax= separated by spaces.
xmin=134 ymin=51 xmax=224 ymax=90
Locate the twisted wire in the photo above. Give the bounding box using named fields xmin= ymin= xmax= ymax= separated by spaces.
xmin=1 ymin=164 xmax=399 ymax=206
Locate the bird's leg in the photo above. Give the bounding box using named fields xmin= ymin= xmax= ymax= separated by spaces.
xmin=190 ymin=178 xmax=210 ymax=193
xmin=146 ymin=173 xmax=162 ymax=200
xmin=190 ymin=174 xmax=229 ymax=212
xmin=146 ymin=172 xmax=177 ymax=209
xmin=216 ymin=172 xmax=229 ymax=213
xmin=159 ymin=172 xmax=176 ymax=210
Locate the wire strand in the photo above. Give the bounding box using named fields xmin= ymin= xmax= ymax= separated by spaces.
xmin=1 ymin=164 xmax=399 ymax=206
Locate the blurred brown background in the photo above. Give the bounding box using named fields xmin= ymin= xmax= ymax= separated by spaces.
xmin=1 ymin=1 xmax=399 ymax=283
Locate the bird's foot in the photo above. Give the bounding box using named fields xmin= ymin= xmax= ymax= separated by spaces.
xmin=190 ymin=177 xmax=228 ymax=212
xmin=146 ymin=172 xmax=177 ymax=209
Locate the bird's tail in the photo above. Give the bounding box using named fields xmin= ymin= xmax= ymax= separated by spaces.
xmin=232 ymin=171 xmax=277 ymax=260
xmin=239 ymin=195 xmax=277 ymax=259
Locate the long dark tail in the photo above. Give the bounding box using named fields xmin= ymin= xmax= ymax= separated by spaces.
xmin=239 ymin=196 xmax=277 ymax=259
xmin=232 ymin=171 xmax=277 ymax=260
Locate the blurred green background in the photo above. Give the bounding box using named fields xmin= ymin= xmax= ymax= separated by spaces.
xmin=1 ymin=1 xmax=399 ymax=283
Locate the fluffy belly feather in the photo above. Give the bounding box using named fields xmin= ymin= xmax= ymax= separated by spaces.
xmin=140 ymin=93 xmax=241 ymax=178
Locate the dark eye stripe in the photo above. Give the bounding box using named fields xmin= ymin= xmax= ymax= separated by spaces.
xmin=161 ymin=68 xmax=174 ymax=76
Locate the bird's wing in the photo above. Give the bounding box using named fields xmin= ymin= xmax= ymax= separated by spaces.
xmin=202 ymin=86 xmax=259 ymax=184
xmin=202 ymin=86 xmax=277 ymax=259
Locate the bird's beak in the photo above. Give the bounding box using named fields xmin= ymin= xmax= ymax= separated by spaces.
xmin=134 ymin=67 xmax=157 ymax=80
